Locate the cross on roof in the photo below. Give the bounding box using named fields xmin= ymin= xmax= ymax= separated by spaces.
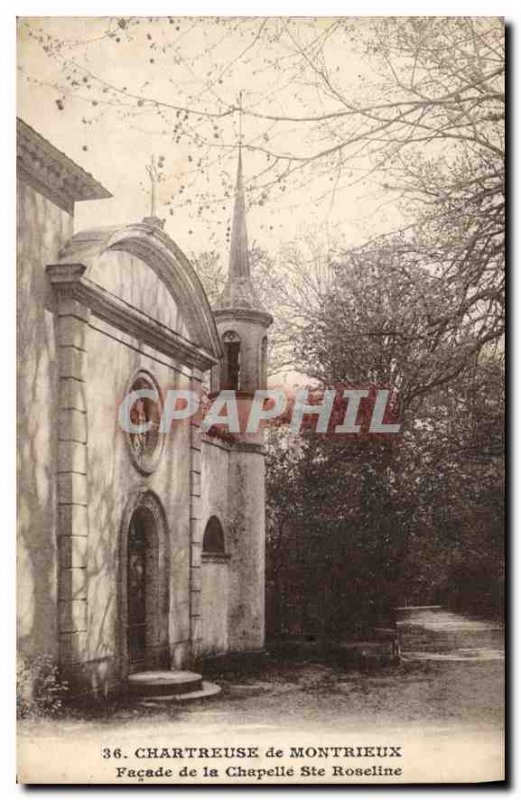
xmin=145 ymin=155 xmax=160 ymax=218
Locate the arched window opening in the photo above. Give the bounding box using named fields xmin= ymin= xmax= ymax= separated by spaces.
xmin=222 ymin=330 xmax=241 ymax=390
xmin=203 ymin=516 xmax=225 ymax=554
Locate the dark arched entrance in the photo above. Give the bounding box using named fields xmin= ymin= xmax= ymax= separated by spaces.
xmin=120 ymin=492 xmax=170 ymax=677
xmin=127 ymin=507 xmax=155 ymax=670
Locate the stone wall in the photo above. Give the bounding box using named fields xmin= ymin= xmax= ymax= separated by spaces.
xmin=56 ymin=248 xmax=200 ymax=693
xmin=198 ymin=437 xmax=231 ymax=656
xmin=227 ymin=447 xmax=266 ymax=652
xmin=201 ymin=557 xmax=229 ymax=654
xmin=198 ymin=431 xmax=267 ymax=656
xmin=17 ymin=179 xmax=73 ymax=661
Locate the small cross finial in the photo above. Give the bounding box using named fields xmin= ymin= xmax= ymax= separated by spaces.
xmin=145 ymin=155 xmax=159 ymax=218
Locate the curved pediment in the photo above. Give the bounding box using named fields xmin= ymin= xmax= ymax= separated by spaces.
xmin=50 ymin=220 xmax=222 ymax=364
xmin=89 ymin=249 xmax=189 ymax=338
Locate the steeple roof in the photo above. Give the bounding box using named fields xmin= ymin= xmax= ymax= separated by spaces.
xmin=214 ymin=149 xmax=266 ymax=313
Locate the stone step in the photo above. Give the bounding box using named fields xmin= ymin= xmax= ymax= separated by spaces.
xmin=137 ymin=680 xmax=222 ymax=708
xmin=128 ymin=670 xmax=204 ymax=698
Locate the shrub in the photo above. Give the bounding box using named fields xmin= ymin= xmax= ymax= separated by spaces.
xmin=17 ymin=654 xmax=68 ymax=719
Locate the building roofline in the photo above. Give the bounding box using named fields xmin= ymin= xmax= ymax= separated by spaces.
xmin=48 ymin=218 xmax=223 ymax=362
xmin=17 ymin=117 xmax=111 ymax=214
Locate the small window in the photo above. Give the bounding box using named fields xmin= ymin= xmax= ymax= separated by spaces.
xmin=222 ymin=331 xmax=241 ymax=390
xmin=202 ymin=516 xmax=225 ymax=554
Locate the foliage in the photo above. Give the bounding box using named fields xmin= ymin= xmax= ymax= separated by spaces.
xmin=264 ymin=216 xmax=503 ymax=633
xmin=265 ymin=347 xmax=504 ymax=638
xmin=17 ymin=654 xmax=69 ymax=719
xmin=18 ymin=18 xmax=504 ymax=252
xmin=296 ymin=237 xmax=503 ymax=412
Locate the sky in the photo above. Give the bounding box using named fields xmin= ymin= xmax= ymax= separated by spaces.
xmin=17 ymin=16 xmax=408 ymax=266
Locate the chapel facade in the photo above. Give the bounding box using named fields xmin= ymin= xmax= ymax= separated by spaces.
xmin=17 ymin=118 xmax=271 ymax=695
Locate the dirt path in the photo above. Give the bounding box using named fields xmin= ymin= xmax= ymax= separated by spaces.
xmin=18 ymin=608 xmax=505 ymax=783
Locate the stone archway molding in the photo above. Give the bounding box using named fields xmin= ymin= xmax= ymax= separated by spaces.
xmin=47 ymin=220 xmax=223 ymax=371
xmin=118 ymin=488 xmax=171 ymax=679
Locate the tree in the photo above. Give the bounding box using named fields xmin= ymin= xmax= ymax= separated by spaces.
xmin=19 ymin=19 xmax=504 ymax=266
xmin=295 ymin=233 xmax=503 ymax=415
xmin=265 ymin=243 xmax=504 ymax=638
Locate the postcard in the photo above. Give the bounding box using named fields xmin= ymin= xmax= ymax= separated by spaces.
xmin=17 ymin=15 xmax=505 ymax=785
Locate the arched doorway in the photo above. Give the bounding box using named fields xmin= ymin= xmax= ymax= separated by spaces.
xmin=120 ymin=492 xmax=170 ymax=676
xmin=127 ymin=507 xmax=154 ymax=670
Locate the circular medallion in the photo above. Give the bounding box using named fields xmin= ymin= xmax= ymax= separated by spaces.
xmin=125 ymin=370 xmax=164 ymax=474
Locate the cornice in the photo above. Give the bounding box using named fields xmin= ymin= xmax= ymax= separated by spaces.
xmin=230 ymin=440 xmax=266 ymax=455
xmin=213 ymin=306 xmax=273 ymax=328
xmin=201 ymin=552 xmax=231 ymax=563
xmin=17 ymin=118 xmax=111 ymax=214
xmin=47 ymin=263 xmax=218 ymax=371
xmin=199 ymin=434 xmax=265 ymax=454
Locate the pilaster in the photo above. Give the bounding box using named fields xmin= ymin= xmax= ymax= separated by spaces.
xmin=189 ymin=367 xmax=204 ymax=659
xmin=55 ymin=292 xmax=90 ymax=666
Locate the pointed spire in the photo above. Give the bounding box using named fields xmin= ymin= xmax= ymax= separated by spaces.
xmin=214 ymin=142 xmax=265 ymax=312
xmin=229 ymin=147 xmax=250 ymax=280
xmin=232 ymin=90 xmax=248 ymax=279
